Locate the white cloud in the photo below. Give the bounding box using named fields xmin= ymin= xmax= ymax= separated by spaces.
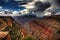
xmin=0 ymin=6 xmax=2 ymax=9
xmin=20 ymin=9 xmax=29 ymax=15
xmin=4 ymin=9 xmax=9 ymax=11
xmin=44 ymin=11 xmax=51 ymax=16
xmin=21 ymin=1 xmax=35 ymax=9
xmin=13 ymin=11 xmax=19 ymax=14
xmin=40 ymin=0 xmax=45 ymax=2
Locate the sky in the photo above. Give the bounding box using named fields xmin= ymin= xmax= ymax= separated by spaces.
xmin=0 ymin=0 xmax=26 ymax=11
xmin=0 ymin=0 xmax=60 ymax=15
xmin=0 ymin=0 xmax=60 ymax=10
xmin=0 ymin=0 xmax=60 ymax=24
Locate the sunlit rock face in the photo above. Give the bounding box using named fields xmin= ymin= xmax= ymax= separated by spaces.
xmin=0 ymin=16 xmax=31 ymax=40
xmin=24 ymin=15 xmax=60 ymax=40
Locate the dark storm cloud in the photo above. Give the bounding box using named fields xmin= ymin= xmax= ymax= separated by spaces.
xmin=52 ymin=0 xmax=60 ymax=6
xmin=34 ymin=1 xmax=51 ymax=12
xmin=48 ymin=0 xmax=60 ymax=6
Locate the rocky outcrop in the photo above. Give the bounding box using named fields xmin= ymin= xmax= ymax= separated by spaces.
xmin=0 ymin=15 xmax=60 ymax=40
xmin=0 ymin=32 xmax=11 ymax=40
xmin=24 ymin=15 xmax=60 ymax=40
xmin=0 ymin=16 xmax=30 ymax=40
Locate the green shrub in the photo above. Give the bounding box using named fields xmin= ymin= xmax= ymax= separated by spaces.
xmin=2 ymin=25 xmax=21 ymax=40
xmin=22 ymin=36 xmax=34 ymax=40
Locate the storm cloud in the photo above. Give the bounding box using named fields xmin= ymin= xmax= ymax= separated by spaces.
xmin=34 ymin=0 xmax=60 ymax=12
xmin=34 ymin=1 xmax=51 ymax=12
xmin=52 ymin=0 xmax=60 ymax=6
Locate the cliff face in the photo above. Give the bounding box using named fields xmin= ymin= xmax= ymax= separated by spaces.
xmin=0 ymin=16 xmax=30 ymax=40
xmin=0 ymin=15 xmax=60 ymax=40
xmin=24 ymin=15 xmax=60 ymax=40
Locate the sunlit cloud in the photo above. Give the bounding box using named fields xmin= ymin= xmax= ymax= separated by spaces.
xmin=40 ymin=0 xmax=45 ymax=2
xmin=20 ymin=9 xmax=29 ymax=15
xmin=0 ymin=6 xmax=2 ymax=9
xmin=13 ymin=11 xmax=18 ymax=14
xmin=44 ymin=11 xmax=51 ymax=16
xmin=21 ymin=1 xmax=35 ymax=9
xmin=55 ymin=12 xmax=60 ymax=15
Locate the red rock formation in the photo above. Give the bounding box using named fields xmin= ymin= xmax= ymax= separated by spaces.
xmin=25 ymin=15 xmax=60 ymax=40
xmin=0 ymin=17 xmax=31 ymax=40
xmin=0 ymin=15 xmax=60 ymax=40
xmin=0 ymin=32 xmax=11 ymax=40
